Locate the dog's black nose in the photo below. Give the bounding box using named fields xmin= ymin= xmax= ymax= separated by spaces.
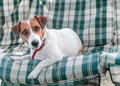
xmin=31 ymin=40 xmax=39 ymax=47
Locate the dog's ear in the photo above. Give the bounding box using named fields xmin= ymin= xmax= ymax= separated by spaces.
xmin=12 ymin=21 xmax=21 ymax=35
xmin=34 ymin=16 xmax=47 ymax=29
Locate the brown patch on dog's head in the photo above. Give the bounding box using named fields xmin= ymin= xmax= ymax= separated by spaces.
xmin=19 ymin=21 xmax=30 ymax=42
xmin=12 ymin=21 xmax=30 ymax=42
xmin=11 ymin=16 xmax=47 ymax=43
xmin=34 ymin=16 xmax=47 ymax=29
xmin=12 ymin=21 xmax=21 ymax=35
xmin=30 ymin=16 xmax=47 ymax=39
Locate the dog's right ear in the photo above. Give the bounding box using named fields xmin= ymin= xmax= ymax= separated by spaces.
xmin=11 ymin=21 xmax=21 ymax=35
xmin=34 ymin=16 xmax=47 ymax=29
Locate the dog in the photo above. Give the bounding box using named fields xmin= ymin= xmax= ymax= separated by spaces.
xmin=10 ymin=16 xmax=83 ymax=79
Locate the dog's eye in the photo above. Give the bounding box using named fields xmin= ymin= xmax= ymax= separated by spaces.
xmin=22 ymin=30 xmax=27 ymax=35
xmin=35 ymin=26 xmax=40 ymax=31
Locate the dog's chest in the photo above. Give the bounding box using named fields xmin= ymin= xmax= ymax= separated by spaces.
xmin=35 ymin=53 xmax=47 ymax=60
xmin=30 ymin=49 xmax=49 ymax=60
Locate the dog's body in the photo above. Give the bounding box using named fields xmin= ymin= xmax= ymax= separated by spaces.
xmin=31 ymin=28 xmax=82 ymax=60
xmin=11 ymin=16 xmax=83 ymax=79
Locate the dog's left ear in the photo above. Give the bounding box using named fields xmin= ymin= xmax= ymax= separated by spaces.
xmin=11 ymin=21 xmax=21 ymax=35
xmin=34 ymin=16 xmax=47 ymax=29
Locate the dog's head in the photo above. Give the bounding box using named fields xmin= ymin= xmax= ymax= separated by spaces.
xmin=12 ymin=16 xmax=47 ymax=50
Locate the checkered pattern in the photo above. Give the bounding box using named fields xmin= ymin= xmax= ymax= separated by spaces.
xmin=47 ymin=0 xmax=113 ymax=48
xmin=0 ymin=0 xmax=114 ymax=52
xmin=1 ymin=0 xmax=120 ymax=86
xmin=0 ymin=53 xmax=100 ymax=86
xmin=100 ymin=51 xmax=120 ymax=86
xmin=100 ymin=52 xmax=120 ymax=66
xmin=105 ymin=0 xmax=120 ymax=85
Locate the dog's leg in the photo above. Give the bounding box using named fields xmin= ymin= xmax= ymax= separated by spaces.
xmin=10 ymin=55 xmax=31 ymax=61
xmin=28 ymin=57 xmax=60 ymax=79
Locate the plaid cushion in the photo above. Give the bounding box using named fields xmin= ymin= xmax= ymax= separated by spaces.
xmin=0 ymin=0 xmax=113 ymax=50
xmin=0 ymin=0 xmax=117 ymax=86
xmin=0 ymin=53 xmax=100 ymax=86
xmin=47 ymin=0 xmax=113 ymax=48
xmin=1 ymin=75 xmax=100 ymax=86
xmin=100 ymin=51 xmax=120 ymax=66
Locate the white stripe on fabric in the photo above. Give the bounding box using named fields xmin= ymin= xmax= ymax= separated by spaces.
xmin=18 ymin=60 xmax=29 ymax=84
xmin=29 ymin=0 xmax=37 ymax=18
xmin=62 ymin=2 xmax=69 ymax=28
xmin=2 ymin=0 xmax=13 ymax=45
xmin=74 ymin=55 xmax=83 ymax=79
xmin=10 ymin=61 xmax=21 ymax=83
xmin=66 ymin=56 xmax=74 ymax=80
xmin=69 ymin=1 xmax=76 ymax=29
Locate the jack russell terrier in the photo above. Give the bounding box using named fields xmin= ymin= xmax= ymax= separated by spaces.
xmin=10 ymin=16 xmax=83 ymax=79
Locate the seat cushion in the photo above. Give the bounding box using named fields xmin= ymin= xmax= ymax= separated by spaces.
xmin=0 ymin=53 xmax=99 ymax=85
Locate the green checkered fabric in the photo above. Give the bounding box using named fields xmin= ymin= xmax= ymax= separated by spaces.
xmin=100 ymin=52 xmax=120 ymax=66
xmin=104 ymin=0 xmax=120 ymax=85
xmin=100 ymin=51 xmax=120 ymax=86
xmin=1 ymin=0 xmax=120 ymax=86
xmin=47 ymin=0 xmax=113 ymax=48
xmin=0 ymin=53 xmax=100 ymax=86
xmin=0 ymin=0 xmax=113 ymax=51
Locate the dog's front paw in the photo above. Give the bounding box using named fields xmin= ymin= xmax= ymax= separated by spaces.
xmin=28 ymin=71 xmax=38 ymax=79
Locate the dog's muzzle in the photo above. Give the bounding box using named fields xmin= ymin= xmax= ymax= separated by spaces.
xmin=31 ymin=40 xmax=39 ymax=47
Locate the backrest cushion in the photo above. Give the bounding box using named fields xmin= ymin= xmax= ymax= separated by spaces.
xmin=0 ymin=0 xmax=114 ymax=52
xmin=47 ymin=0 xmax=114 ymax=48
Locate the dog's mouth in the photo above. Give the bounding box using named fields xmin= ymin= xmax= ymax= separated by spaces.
xmin=31 ymin=46 xmax=39 ymax=50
